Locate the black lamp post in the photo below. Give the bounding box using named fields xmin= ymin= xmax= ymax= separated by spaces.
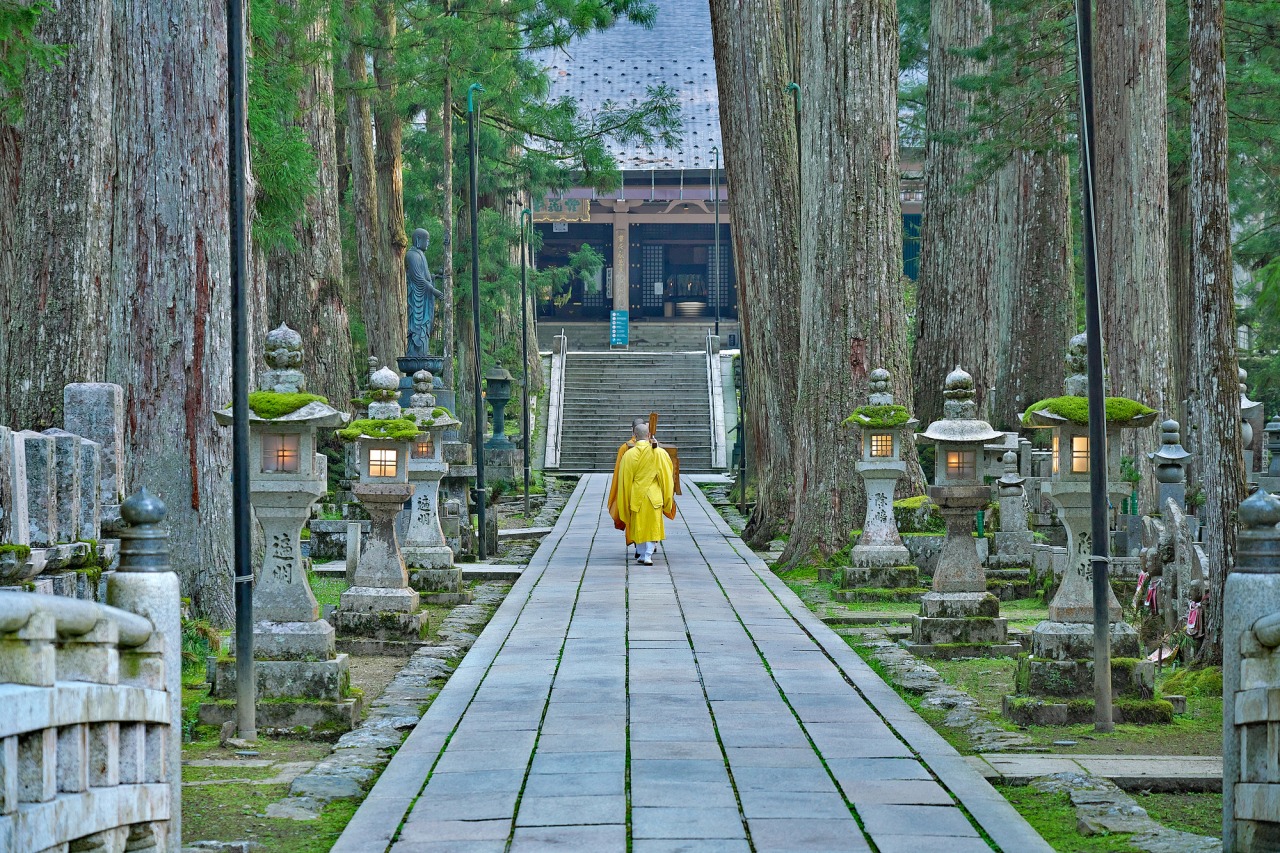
xmin=227 ymin=0 xmax=255 ymax=741
xmin=520 ymin=208 xmax=532 ymax=518
xmin=711 ymin=146 xmax=720 ymax=337
xmin=467 ymin=82 xmax=487 ymax=560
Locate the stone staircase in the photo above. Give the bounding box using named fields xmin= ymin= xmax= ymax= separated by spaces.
xmin=557 ymin=351 xmax=716 ymax=472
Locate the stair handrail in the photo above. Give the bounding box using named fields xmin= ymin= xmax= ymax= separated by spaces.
xmin=706 ymin=331 xmax=727 ymax=469
xmin=545 ymin=330 xmax=568 ymax=468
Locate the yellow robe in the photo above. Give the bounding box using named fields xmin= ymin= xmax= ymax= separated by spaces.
xmin=608 ymin=439 xmax=637 ymax=539
xmin=616 ymin=440 xmax=675 ymax=544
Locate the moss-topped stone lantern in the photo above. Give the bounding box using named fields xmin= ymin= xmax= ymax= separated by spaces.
xmin=910 ymin=367 xmax=1017 ymax=657
xmin=402 ymin=370 xmax=467 ymax=601
xmin=1006 ymin=333 xmax=1161 ymax=726
xmin=206 ymin=323 xmax=360 ymax=733
xmin=332 ymin=364 xmax=426 ymax=641
xmin=843 ymin=368 xmax=919 ymax=590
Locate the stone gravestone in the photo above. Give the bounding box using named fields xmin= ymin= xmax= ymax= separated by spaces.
xmin=989 ymin=451 xmax=1033 ymax=569
xmin=63 ymin=383 xmax=125 ymax=507
xmin=1005 ymin=334 xmax=1162 ymax=726
xmin=909 ymin=367 xmax=1017 ymax=658
xmin=203 ymin=324 xmax=360 ymax=733
xmin=835 ymin=368 xmax=918 ymax=594
xmin=17 ymin=430 xmax=57 ymax=548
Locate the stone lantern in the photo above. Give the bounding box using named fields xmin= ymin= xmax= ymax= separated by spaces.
xmin=1147 ymin=419 xmax=1192 ymax=511
xmin=989 ymin=451 xmax=1034 ymax=569
xmin=1006 ymin=334 xmax=1160 ymax=725
xmin=402 ymin=370 xmax=467 ymax=602
xmin=332 ymin=364 xmax=426 ymax=641
xmin=1261 ymin=416 xmax=1280 ymax=493
xmin=844 ymin=368 xmax=918 ymax=590
xmin=483 ymin=365 xmax=515 ymax=451
xmin=207 ymin=323 xmax=359 ymax=732
xmin=910 ymin=366 xmax=1015 ymax=656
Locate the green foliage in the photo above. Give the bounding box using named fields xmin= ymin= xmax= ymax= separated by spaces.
xmin=0 ymin=543 xmax=31 ymax=562
xmin=337 ymin=417 xmax=420 ymax=442
xmin=1161 ymin=666 xmax=1223 ymax=698
xmin=894 ymin=496 xmax=945 ymax=533
xmin=247 ymin=0 xmax=324 ymax=251
xmin=181 ymin=616 xmax=221 ymax=684
xmin=0 ymin=1 xmax=64 ymax=124
xmin=845 ymin=404 xmax=911 ymax=428
xmin=248 ymin=391 xmax=328 ymax=419
xmin=1021 ymin=396 xmax=1157 ymax=426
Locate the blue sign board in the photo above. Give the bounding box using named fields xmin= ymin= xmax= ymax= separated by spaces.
xmin=610 ymin=310 xmax=629 ymax=347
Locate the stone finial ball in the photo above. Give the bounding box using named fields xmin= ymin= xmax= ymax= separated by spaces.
xmin=1241 ymin=366 xmax=1249 ymax=382
xmin=1161 ymin=419 xmax=1180 ymax=440
xmin=943 ymin=365 xmax=974 ymax=399
xmin=264 ymin=323 xmax=303 ymax=369
xmin=413 ymin=369 xmax=434 ymax=392
xmin=868 ymin=368 xmax=891 ymax=391
xmin=368 ymin=356 xmax=380 ymax=371
xmin=370 ymin=366 xmax=400 ymax=392
xmin=1003 ymin=450 xmax=1017 ymax=468
xmin=121 ymin=487 xmax=166 ymax=525
xmin=1239 ymin=487 xmax=1280 ymax=529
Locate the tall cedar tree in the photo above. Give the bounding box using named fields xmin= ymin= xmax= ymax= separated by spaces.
xmin=1188 ymin=0 xmax=1244 ymax=663
xmin=707 ymin=0 xmax=801 ymax=546
xmin=782 ymin=0 xmax=914 ymax=564
xmin=911 ymin=0 xmax=999 ymax=424
xmin=1096 ymin=0 xmax=1172 ymax=509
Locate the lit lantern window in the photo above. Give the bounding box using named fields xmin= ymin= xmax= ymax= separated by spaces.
xmin=1052 ymin=434 xmax=1060 ymax=475
xmin=945 ymin=450 xmax=976 ymax=480
xmin=870 ymin=433 xmax=894 ymax=458
xmin=369 ymin=448 xmax=398 ymax=478
xmin=413 ymin=438 xmax=435 ymax=459
xmin=261 ymin=433 xmax=300 ymax=473
xmin=1071 ymin=435 xmax=1090 ymax=473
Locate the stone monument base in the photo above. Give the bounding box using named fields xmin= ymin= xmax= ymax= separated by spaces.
xmin=1030 ymin=619 xmax=1140 ymax=660
xmin=405 ymin=545 xmax=456 ymax=571
xmin=988 ymin=530 xmax=1033 ymax=569
xmin=409 ymin=565 xmax=471 ymax=606
xmin=332 ymin=608 xmax=428 ymax=641
xmin=849 ymin=545 xmax=911 ymax=570
xmin=1001 ymin=694 xmax=1174 ymax=727
xmin=906 ymin=591 xmax=1017 ymax=657
xmin=198 ymin=694 xmax=362 ymax=735
xmin=1019 ymin=656 xmax=1155 ymax=698
xmin=202 ymin=651 xmax=361 ymax=735
xmin=838 ymin=565 xmax=918 ymax=589
xmin=250 ymin=619 xmax=336 ymax=660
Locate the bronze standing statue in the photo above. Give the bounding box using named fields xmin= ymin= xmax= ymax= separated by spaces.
xmin=406 ymin=228 xmax=443 ymax=358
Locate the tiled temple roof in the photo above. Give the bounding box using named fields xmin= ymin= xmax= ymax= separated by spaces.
xmin=536 ymin=1 xmax=722 ymax=171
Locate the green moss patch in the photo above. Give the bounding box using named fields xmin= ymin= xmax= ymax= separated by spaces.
xmin=248 ymin=391 xmax=328 ymax=419
xmin=337 ymin=417 xmax=420 ymax=442
xmin=1161 ymin=666 xmax=1223 ymax=698
xmin=999 ymin=786 xmax=1143 ymax=852
xmin=0 ymin=544 xmax=32 ymax=562
xmin=845 ymin=404 xmax=911 ymax=428
xmin=1021 ymin=395 xmax=1156 ymax=426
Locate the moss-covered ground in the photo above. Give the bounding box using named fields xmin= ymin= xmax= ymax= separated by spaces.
xmin=183 ymin=782 xmax=357 ymax=852
xmin=998 ymin=786 xmax=1144 ymax=852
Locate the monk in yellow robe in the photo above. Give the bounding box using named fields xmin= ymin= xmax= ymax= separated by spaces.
xmin=608 ymin=417 xmax=647 ymax=542
xmin=615 ymin=423 xmax=675 ymax=565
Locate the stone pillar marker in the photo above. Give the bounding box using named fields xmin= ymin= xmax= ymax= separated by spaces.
xmin=1006 ymin=334 xmax=1162 ymax=725
xmin=17 ymin=430 xmax=57 ymax=548
xmin=402 ymin=371 xmax=465 ymax=600
xmin=333 ymin=364 xmax=428 ymax=641
xmin=1224 ymin=487 xmax=1280 ymax=851
xmin=910 ymin=367 xmax=1017 ymax=656
xmin=989 ymin=451 xmax=1033 ymax=568
xmin=203 ymin=323 xmax=360 ymax=733
xmin=842 ymin=368 xmax=918 ymax=591
xmin=1147 ymin=419 xmax=1191 ymax=512
xmin=63 ymin=383 xmax=126 ymax=507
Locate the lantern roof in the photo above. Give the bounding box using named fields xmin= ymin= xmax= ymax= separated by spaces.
xmin=918 ymin=365 xmax=1003 ymax=444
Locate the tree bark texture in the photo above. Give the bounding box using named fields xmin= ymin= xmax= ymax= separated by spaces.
xmin=1095 ymin=0 xmax=1171 ymax=508
xmin=265 ymin=9 xmax=356 ymax=406
xmin=784 ymin=0 xmax=913 ymax=564
xmin=106 ymin=0 xmax=240 ymax=623
xmin=372 ymin=0 xmax=408 ymax=365
xmin=344 ymin=8 xmax=397 ymax=367
xmin=911 ymin=0 xmax=999 ymax=424
xmin=708 ymin=0 xmax=802 ymax=546
xmin=440 ymin=76 xmax=456 ymax=388
xmin=992 ymin=149 xmax=1074 ymax=429
xmin=0 ymin=0 xmax=115 ymax=429
xmin=1167 ymin=160 xmax=1193 ymax=427
xmin=1188 ymin=0 xmax=1243 ymax=663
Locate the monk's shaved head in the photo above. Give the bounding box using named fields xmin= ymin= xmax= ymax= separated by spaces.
xmin=634 ymin=422 xmax=650 ymax=441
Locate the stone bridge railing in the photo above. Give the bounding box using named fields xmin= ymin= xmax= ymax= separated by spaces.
xmin=0 ymin=489 xmax=180 ymax=853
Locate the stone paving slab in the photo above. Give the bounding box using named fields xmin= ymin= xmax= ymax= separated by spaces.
xmin=336 ymin=475 xmax=1052 ymax=852
xmin=970 ymin=752 xmax=1224 ymax=791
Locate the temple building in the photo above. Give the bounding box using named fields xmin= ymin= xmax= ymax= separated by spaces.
xmin=532 ymin=1 xmax=923 ymax=347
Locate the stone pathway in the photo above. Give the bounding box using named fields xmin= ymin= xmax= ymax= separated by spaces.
xmin=336 ymin=475 xmax=1052 ymax=852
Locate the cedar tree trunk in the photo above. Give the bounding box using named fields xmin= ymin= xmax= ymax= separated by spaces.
xmin=708 ymin=0 xmax=802 ymax=546
xmin=372 ymin=0 xmax=408 ymax=365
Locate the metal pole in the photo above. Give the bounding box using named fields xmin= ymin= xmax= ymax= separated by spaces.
xmin=712 ymin=146 xmax=720 ymax=337
xmin=737 ymin=358 xmax=747 ymax=515
xmin=1073 ymin=0 xmax=1113 ymax=732
xmin=520 ymin=208 xmax=532 ymax=518
xmin=468 ymin=83 xmax=487 ymax=560
xmin=227 ymin=0 xmax=255 ymax=740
